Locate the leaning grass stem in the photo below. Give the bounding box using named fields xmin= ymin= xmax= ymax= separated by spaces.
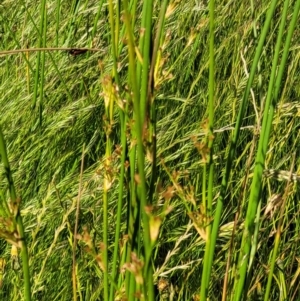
xmin=0 ymin=47 xmax=103 ymax=56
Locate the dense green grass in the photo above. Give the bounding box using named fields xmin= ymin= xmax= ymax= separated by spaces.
xmin=0 ymin=0 xmax=300 ymax=300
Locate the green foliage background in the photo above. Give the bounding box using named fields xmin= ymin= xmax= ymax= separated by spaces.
xmin=0 ymin=0 xmax=300 ymax=300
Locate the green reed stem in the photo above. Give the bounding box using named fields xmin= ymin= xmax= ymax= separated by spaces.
xmin=200 ymin=0 xmax=215 ymax=298
xmin=107 ymin=0 xmax=128 ymax=300
xmin=234 ymin=0 xmax=297 ymax=299
xmin=32 ymin=0 xmax=46 ymax=110
xmin=148 ymin=0 xmax=168 ymax=204
xmin=138 ymin=0 xmax=153 ymax=124
xmin=0 ymin=126 xmax=32 ymax=301
xmin=123 ymin=1 xmax=155 ymax=299
xmin=263 ymin=2 xmax=300 ymax=300
xmin=203 ymin=1 xmax=279 ymax=299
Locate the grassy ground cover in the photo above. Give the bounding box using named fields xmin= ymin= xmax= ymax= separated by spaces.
xmin=0 ymin=0 xmax=300 ymax=300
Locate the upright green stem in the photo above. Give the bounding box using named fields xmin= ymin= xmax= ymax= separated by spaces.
xmin=0 ymin=126 xmax=32 ymax=301
xmin=234 ymin=1 xmax=298 ymax=299
xmin=147 ymin=0 xmax=169 ymax=204
xmin=264 ymin=156 xmax=295 ymax=301
xmin=107 ymin=1 xmax=127 ymax=299
xmin=32 ymin=0 xmax=46 ymax=109
xmin=200 ymin=0 xmax=215 ymax=298
xmin=202 ymin=1 xmax=279 ymax=300
xmin=102 ymin=86 xmax=115 ymax=301
xmin=138 ymin=0 xmax=153 ymax=124
xmin=72 ymin=145 xmax=85 ymax=301
xmin=123 ymin=1 xmax=155 ymax=299
xmin=91 ymin=0 xmax=105 ymax=42
xmin=263 ymin=1 xmax=300 ymax=300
